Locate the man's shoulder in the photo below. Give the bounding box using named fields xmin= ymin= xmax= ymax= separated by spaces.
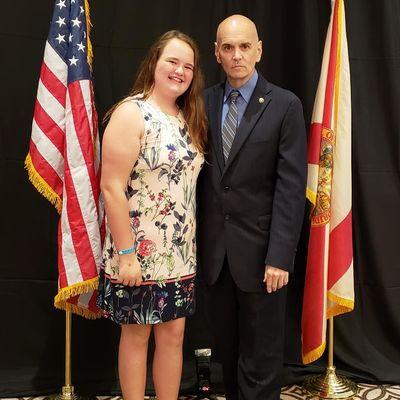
xmin=260 ymin=77 xmax=301 ymax=106
xmin=203 ymin=83 xmax=224 ymax=109
xmin=204 ymin=83 xmax=223 ymax=97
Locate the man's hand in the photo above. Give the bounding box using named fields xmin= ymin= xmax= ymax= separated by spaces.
xmin=263 ymin=265 xmax=289 ymax=293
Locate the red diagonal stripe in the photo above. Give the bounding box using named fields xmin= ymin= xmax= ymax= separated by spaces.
xmin=302 ymin=226 xmax=326 ymax=355
xmin=67 ymin=296 xmax=79 ymax=306
xmin=322 ymin=0 xmax=340 ymax=128
xmin=68 ymin=81 xmax=100 ymax=205
xmin=63 ymin=154 xmax=97 ymax=281
xmin=34 ymin=100 xmax=65 ymax=154
xmin=328 ymin=211 xmax=353 ymax=289
xmin=308 ymin=122 xmax=323 ymax=164
xmin=40 ymin=62 xmax=67 ymax=107
xmin=29 ymin=141 xmax=63 ymax=197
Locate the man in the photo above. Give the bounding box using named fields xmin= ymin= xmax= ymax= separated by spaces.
xmin=197 ymin=15 xmax=307 ymax=400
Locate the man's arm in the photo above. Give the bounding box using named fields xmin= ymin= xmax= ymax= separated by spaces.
xmin=264 ymin=96 xmax=307 ymax=291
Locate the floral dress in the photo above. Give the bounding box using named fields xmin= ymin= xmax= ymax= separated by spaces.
xmin=97 ymin=97 xmax=204 ymax=324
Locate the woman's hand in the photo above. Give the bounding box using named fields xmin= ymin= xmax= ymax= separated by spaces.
xmin=116 ymin=254 xmax=143 ymax=287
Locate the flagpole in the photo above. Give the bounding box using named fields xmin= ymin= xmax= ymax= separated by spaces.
xmin=45 ymin=311 xmax=77 ymax=400
xmin=45 ymin=311 xmax=96 ymax=400
xmin=329 ymin=317 xmax=334 ymax=368
xmin=302 ymin=317 xmax=358 ymax=399
xmin=61 ymin=310 xmax=75 ymax=400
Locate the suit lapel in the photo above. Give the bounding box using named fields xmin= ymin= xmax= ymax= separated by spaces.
xmin=222 ymin=77 xmax=272 ymax=179
xmin=209 ymin=83 xmax=225 ymax=174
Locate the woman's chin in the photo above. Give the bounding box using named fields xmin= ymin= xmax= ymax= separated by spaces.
xmin=167 ymin=85 xmax=187 ymax=97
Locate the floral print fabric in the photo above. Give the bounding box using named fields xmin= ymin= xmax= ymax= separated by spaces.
xmin=97 ymin=97 xmax=203 ymax=324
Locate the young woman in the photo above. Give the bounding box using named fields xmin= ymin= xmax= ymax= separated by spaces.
xmin=97 ymin=30 xmax=207 ymax=400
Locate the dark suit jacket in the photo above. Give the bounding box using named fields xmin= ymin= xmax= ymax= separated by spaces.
xmin=197 ymin=73 xmax=307 ymax=292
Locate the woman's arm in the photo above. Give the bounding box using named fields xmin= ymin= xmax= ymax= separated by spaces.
xmin=101 ymin=100 xmax=144 ymax=286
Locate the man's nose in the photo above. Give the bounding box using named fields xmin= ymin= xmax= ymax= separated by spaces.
xmin=233 ymin=49 xmax=242 ymax=60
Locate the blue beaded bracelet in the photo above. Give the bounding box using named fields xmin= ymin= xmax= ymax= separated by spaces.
xmin=117 ymin=244 xmax=136 ymax=255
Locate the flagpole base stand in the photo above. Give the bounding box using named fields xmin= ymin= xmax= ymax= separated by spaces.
xmin=44 ymin=385 xmax=97 ymax=400
xmin=303 ymin=366 xmax=358 ymax=399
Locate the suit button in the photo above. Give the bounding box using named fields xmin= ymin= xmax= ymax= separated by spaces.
xmin=223 ymin=186 xmax=230 ymax=192
xmin=224 ymin=214 xmax=230 ymax=221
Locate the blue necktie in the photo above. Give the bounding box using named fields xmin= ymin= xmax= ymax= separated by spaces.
xmin=222 ymin=90 xmax=240 ymax=161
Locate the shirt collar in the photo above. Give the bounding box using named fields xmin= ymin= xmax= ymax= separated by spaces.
xmin=224 ymin=70 xmax=258 ymax=104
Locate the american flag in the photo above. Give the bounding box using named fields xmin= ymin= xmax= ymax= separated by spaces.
xmin=302 ymin=0 xmax=354 ymax=363
xmin=25 ymin=0 xmax=103 ymax=318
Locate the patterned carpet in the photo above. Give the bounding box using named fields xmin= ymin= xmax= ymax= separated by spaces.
xmin=281 ymin=383 xmax=400 ymax=399
xmin=4 ymin=384 xmax=400 ymax=400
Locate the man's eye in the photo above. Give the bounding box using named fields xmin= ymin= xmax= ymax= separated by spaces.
xmin=185 ymin=66 xmax=193 ymax=71
xmin=223 ymin=45 xmax=231 ymax=51
xmin=168 ymin=60 xmax=177 ymax=64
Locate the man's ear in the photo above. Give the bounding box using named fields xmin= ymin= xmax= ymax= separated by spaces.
xmin=214 ymin=42 xmax=221 ymax=64
xmin=256 ymin=40 xmax=263 ymax=63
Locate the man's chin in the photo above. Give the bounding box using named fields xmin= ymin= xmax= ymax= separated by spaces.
xmin=227 ymin=73 xmax=249 ymax=81
xmin=230 ymin=69 xmax=248 ymax=76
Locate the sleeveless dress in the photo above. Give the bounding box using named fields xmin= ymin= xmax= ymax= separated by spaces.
xmin=97 ymin=97 xmax=204 ymax=324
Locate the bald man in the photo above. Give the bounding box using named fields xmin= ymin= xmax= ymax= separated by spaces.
xmin=197 ymin=15 xmax=307 ymax=400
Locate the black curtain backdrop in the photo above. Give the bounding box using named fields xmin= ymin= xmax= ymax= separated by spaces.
xmin=1 ymin=0 xmax=399 ymax=396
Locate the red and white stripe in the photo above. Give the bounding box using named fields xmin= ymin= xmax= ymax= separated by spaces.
xmin=302 ymin=0 xmax=354 ymax=364
xmin=26 ymin=41 xmax=102 ymax=318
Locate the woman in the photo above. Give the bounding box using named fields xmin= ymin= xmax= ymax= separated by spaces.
xmin=97 ymin=31 xmax=207 ymax=400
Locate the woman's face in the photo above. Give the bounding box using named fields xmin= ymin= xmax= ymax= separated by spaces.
xmin=153 ymin=38 xmax=195 ymax=99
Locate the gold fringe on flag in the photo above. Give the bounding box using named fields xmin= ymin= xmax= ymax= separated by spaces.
xmin=302 ymin=342 xmax=326 ymax=365
xmin=54 ymin=277 xmax=102 ymax=319
xmin=327 ymin=291 xmax=355 ymax=316
xmin=84 ymin=0 xmax=94 ymax=70
xmin=24 ymin=154 xmax=62 ymax=214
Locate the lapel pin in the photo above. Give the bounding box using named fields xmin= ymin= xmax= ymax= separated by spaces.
xmin=259 ymin=97 xmax=265 ymax=104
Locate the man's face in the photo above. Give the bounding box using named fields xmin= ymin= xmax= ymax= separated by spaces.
xmin=215 ymin=23 xmax=262 ymax=87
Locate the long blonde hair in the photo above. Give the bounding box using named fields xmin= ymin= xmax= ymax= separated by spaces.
xmin=105 ymin=30 xmax=207 ymax=153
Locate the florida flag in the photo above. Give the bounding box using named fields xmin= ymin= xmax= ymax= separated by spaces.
xmin=302 ymin=0 xmax=354 ymax=364
xmin=25 ymin=0 xmax=103 ymax=318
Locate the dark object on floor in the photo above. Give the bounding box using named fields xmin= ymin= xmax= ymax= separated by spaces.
xmin=195 ymin=349 xmax=212 ymax=397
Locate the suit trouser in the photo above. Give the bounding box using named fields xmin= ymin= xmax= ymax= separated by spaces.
xmin=204 ymin=259 xmax=287 ymax=400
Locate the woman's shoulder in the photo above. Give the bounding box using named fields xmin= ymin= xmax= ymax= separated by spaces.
xmin=124 ymin=95 xmax=157 ymax=115
xmin=112 ymin=98 xmax=142 ymax=118
xmin=119 ymin=94 xmax=143 ymax=107
xmin=107 ymin=98 xmax=146 ymax=134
